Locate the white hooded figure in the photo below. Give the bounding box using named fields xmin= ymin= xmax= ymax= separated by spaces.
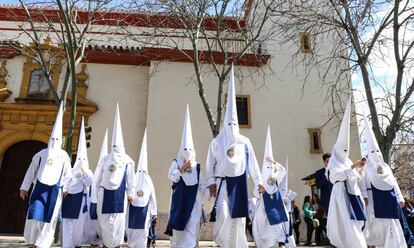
xmin=85 ymin=128 xmax=108 ymax=246
xmin=95 ymin=104 xmax=136 ymax=248
xmin=166 ymin=105 xmax=206 ymax=248
xmin=325 ymin=97 xmax=367 ymax=248
xmin=360 ymin=114 xmax=407 ymax=247
xmin=62 ymin=117 xmax=94 ymax=248
xmin=206 ymin=65 xmax=264 ymax=248
xmin=20 ymin=104 xmax=72 ymax=248
xmin=280 ymin=158 xmax=298 ymax=248
xmin=253 ymin=126 xmax=290 ymax=248
xmin=126 ymin=128 xmax=157 ymax=248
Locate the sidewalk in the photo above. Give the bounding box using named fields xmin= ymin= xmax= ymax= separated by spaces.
xmin=0 ymin=235 xmax=330 ymax=247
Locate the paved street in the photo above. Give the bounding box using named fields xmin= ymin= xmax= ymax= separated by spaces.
xmin=0 ymin=235 xmax=331 ymax=247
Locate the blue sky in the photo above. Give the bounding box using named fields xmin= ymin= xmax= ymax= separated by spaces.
xmin=0 ymin=0 xmax=19 ymax=4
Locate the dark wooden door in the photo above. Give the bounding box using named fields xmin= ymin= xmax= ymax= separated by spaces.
xmin=0 ymin=140 xmax=47 ymax=234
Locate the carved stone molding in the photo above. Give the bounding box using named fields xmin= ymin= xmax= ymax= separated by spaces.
xmin=0 ymin=103 xmax=98 ymax=156
xmin=0 ymin=60 xmax=12 ymax=102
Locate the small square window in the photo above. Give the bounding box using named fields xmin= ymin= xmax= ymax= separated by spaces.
xmin=308 ymin=128 xmax=323 ymax=154
xmin=300 ymin=32 xmax=313 ymax=54
xmin=224 ymin=94 xmax=252 ymax=128
xmin=236 ymin=95 xmax=251 ymax=128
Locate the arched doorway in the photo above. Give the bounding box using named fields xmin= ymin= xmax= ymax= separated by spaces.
xmin=0 ymin=140 xmax=47 ymax=234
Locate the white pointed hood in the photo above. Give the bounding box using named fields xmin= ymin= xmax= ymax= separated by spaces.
xmin=216 ymin=65 xmax=240 ymax=150
xmin=112 ymin=103 xmax=125 ymax=153
xmin=137 ymin=128 xmax=148 ymax=173
xmin=326 ymin=96 xmax=362 ymax=196
xmin=364 ymin=114 xmax=383 ymax=164
xmin=97 ymin=128 xmax=109 ymax=167
xmin=261 ymin=126 xmax=285 ymax=194
xmin=132 ymin=128 xmax=154 ymax=207
xmin=39 ymin=103 xmax=66 ymax=186
xmin=68 ymin=117 xmax=92 ymax=194
xmin=177 ymin=104 xmax=196 ymax=162
xmin=91 ymin=128 xmax=108 ymax=203
xmin=110 ymin=103 xmax=125 ymax=165
xmin=176 ymin=105 xmax=199 ymax=186
xmin=363 ymin=114 xmax=394 ymax=190
xmin=47 ymin=103 xmax=64 ymax=159
xmin=327 ymin=97 xmax=353 ymax=172
xmin=224 ymin=65 xmax=238 ymax=128
xmin=73 ymin=117 xmax=89 ymax=170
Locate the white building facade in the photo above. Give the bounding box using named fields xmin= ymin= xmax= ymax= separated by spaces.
xmin=0 ymin=5 xmax=360 ymax=238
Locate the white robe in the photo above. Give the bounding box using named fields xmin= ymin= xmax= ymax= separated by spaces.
xmin=168 ymin=159 xmax=207 ymax=248
xmin=360 ymin=167 xmax=407 ymax=247
xmin=20 ymin=149 xmax=72 ymax=248
xmin=126 ymin=191 xmax=157 ymax=248
xmin=253 ymin=163 xmax=287 ymax=248
xmin=326 ymin=166 xmax=367 ymax=248
xmin=85 ymin=160 xmax=104 ymax=246
xmin=95 ymin=155 xmax=135 ymax=248
xmin=206 ymin=136 xmax=263 ymax=248
xmin=253 ymin=197 xmax=287 ymax=248
xmin=84 ymin=195 xmax=102 ymax=246
xmin=62 ymin=169 xmax=93 ymax=248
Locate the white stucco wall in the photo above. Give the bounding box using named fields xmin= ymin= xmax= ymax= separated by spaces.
xmin=85 ymin=64 xmax=149 ymax=167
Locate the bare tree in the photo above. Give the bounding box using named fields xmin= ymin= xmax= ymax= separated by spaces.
xmin=393 ymin=141 xmax=414 ymax=197
xmin=123 ymin=0 xmax=282 ymax=137
xmin=1 ymin=0 xmax=117 ymax=155
xmin=268 ymin=0 xmax=414 ymax=163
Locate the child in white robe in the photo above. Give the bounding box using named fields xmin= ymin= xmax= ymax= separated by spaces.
xmin=95 ymin=104 xmax=136 ymax=248
xmin=126 ymin=128 xmax=157 ymax=248
xmin=360 ymin=115 xmax=407 ymax=248
xmin=62 ymin=117 xmax=93 ymax=248
xmin=166 ymin=105 xmax=206 ymax=248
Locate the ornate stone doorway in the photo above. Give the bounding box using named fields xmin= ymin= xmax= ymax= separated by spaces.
xmin=0 ymin=140 xmax=47 ymax=234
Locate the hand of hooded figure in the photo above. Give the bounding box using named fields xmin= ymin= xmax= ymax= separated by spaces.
xmin=258 ymin=184 xmax=265 ymax=194
xmin=209 ymin=184 xmax=217 ymax=198
xmin=19 ymin=190 xmax=28 ymax=200
xmin=179 ymin=160 xmax=192 ymax=174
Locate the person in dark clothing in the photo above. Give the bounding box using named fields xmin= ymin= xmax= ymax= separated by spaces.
xmin=402 ymin=197 xmax=414 ymax=248
xmin=314 ymin=153 xmax=333 ymax=215
xmin=314 ymin=153 xmax=332 ymax=246
xmin=292 ymin=200 xmax=301 ymax=244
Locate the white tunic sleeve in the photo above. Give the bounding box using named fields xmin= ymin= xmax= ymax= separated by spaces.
xmin=206 ymin=141 xmax=217 ymax=187
xmin=62 ymin=157 xmax=72 ymax=192
xmin=246 ymin=141 xmax=263 ymax=186
xmin=197 ymin=171 xmax=209 ymax=199
xmin=126 ymin=161 xmax=136 ymax=196
xmin=328 ymin=167 xmax=357 ymax=183
xmin=20 ymin=155 xmax=41 ymax=191
xmin=168 ymin=160 xmax=181 ymax=183
xmin=359 ymin=173 xmax=368 ymax=199
xmin=95 ymin=160 xmax=104 ymax=195
xmin=149 ymin=190 xmax=157 ymax=216
xmin=81 ymin=169 xmax=94 ymax=188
